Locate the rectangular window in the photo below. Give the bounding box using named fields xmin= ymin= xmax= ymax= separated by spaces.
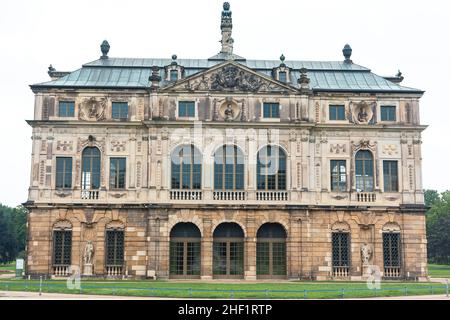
xmin=329 ymin=105 xmax=346 ymax=121
xmin=110 ymin=158 xmax=126 ymax=189
xmin=278 ymin=71 xmax=287 ymax=83
xmin=56 ymin=157 xmax=72 ymax=189
xmin=381 ymin=106 xmax=396 ymax=121
xmin=383 ymin=160 xmax=399 ymax=192
xmin=112 ymin=102 xmax=129 ymax=120
xmin=332 ymin=232 xmax=350 ymax=267
xmin=53 ymin=230 xmax=72 ymax=266
xmin=178 ymin=101 xmax=196 ymax=118
xmin=105 ymin=230 xmax=124 ymax=266
xmin=330 ymin=160 xmax=347 ymax=191
xmin=58 ymin=101 xmax=75 ymax=117
xmin=263 ymin=103 xmax=280 ymax=118
xmin=383 ymin=233 xmax=401 ymax=268
xmin=170 ymin=70 xmax=179 ymax=81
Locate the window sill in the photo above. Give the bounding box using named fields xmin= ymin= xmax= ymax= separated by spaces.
xmin=260 ymin=118 xmax=281 ymax=122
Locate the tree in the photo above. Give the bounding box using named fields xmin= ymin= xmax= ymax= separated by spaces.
xmin=0 ymin=204 xmax=28 ymax=264
xmin=425 ymin=190 xmax=450 ymax=264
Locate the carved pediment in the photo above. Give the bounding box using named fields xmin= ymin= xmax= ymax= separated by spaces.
xmin=161 ymin=61 xmax=298 ymax=93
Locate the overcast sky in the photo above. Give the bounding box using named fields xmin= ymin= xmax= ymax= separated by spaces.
xmin=0 ymin=0 xmax=449 ymax=207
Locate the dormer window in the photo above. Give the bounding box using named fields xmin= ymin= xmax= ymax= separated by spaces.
xmin=170 ymin=70 xmax=179 ymax=81
xmin=272 ymin=54 xmax=291 ymax=84
xmin=165 ymin=54 xmax=184 ymax=82
xmin=278 ymin=71 xmax=287 ymax=83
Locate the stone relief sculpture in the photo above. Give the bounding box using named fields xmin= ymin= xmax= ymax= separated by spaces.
xmin=361 ymin=243 xmax=373 ymax=265
xmin=349 ymin=101 xmax=376 ymax=125
xmin=181 ymin=65 xmax=287 ymax=93
xmin=79 ymin=97 xmax=107 ymax=121
xmin=218 ymin=99 xmax=240 ymax=121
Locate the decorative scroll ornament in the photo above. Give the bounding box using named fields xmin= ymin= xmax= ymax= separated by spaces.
xmin=352 ymin=139 xmax=377 ymax=153
xmin=79 ymin=97 xmax=107 ymax=121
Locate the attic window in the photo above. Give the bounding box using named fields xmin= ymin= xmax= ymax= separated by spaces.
xmin=278 ymin=71 xmax=287 ymax=83
xmin=170 ymin=70 xmax=179 ymax=81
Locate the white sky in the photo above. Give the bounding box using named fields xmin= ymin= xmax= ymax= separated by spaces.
xmin=0 ymin=0 xmax=449 ymax=207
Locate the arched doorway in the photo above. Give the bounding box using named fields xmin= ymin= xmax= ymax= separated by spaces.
xmin=169 ymin=223 xmax=201 ymax=278
xmin=256 ymin=223 xmax=287 ymax=278
xmin=213 ymin=222 xmax=244 ymax=279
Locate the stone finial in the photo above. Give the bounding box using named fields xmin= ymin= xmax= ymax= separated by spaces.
xmin=100 ymin=40 xmax=110 ymax=59
xmin=280 ymin=54 xmax=286 ymax=67
xmin=298 ymin=68 xmax=311 ymax=92
xmin=171 ymin=54 xmax=178 ymax=65
xmin=48 ymin=64 xmax=56 ymax=73
xmin=343 ymin=44 xmax=352 ymax=63
xmin=220 ymin=2 xmax=234 ymax=55
xmin=149 ymin=66 xmax=161 ymax=89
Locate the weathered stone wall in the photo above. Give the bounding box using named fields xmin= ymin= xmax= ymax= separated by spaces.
xmin=26 ymin=206 xmax=427 ymax=280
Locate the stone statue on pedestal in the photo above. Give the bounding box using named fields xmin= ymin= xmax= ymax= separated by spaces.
xmin=361 ymin=243 xmax=372 ymax=266
xmin=83 ymin=241 xmax=94 ymax=276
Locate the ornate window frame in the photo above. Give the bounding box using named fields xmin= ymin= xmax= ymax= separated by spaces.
xmin=350 ymin=140 xmax=379 ymax=192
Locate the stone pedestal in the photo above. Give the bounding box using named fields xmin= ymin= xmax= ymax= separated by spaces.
xmin=83 ymin=263 xmax=93 ymax=276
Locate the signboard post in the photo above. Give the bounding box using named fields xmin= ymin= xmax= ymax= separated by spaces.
xmin=16 ymin=259 xmax=24 ymax=278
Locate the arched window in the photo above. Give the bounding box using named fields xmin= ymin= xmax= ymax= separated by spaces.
xmin=213 ymin=223 xmax=244 ymax=278
xmin=171 ymin=145 xmax=202 ymax=190
xmin=169 ymin=223 xmax=201 ymax=278
xmin=355 ymin=150 xmax=374 ymax=192
xmin=82 ymin=147 xmax=101 ymax=190
xmin=256 ymin=223 xmax=287 ymax=278
xmin=257 ymin=146 xmax=286 ymax=190
xmin=214 ymin=145 xmax=244 ymax=190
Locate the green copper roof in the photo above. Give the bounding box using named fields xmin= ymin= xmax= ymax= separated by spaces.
xmin=32 ymin=57 xmax=422 ymax=93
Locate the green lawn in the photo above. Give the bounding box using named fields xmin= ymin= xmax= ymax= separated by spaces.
xmin=0 ymin=262 xmax=15 ymax=274
xmin=0 ymin=279 xmax=447 ymax=299
xmin=428 ymin=264 xmax=450 ymax=278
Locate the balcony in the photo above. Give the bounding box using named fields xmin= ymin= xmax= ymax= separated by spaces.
xmin=256 ymin=191 xmax=288 ymax=201
xmin=356 ymin=192 xmax=376 ymax=203
xmin=106 ymin=266 xmax=123 ymax=277
xmin=213 ymin=190 xmax=246 ymax=201
xmin=170 ymin=190 xmax=203 ymax=201
xmin=384 ymin=267 xmax=401 ymax=278
xmin=81 ymin=189 xmax=99 ymax=200
xmin=333 ymin=266 xmax=349 ymax=278
xmin=53 ymin=265 xmax=69 ymax=277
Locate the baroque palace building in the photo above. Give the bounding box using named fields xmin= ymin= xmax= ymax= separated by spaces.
xmin=25 ymin=3 xmax=428 ymax=281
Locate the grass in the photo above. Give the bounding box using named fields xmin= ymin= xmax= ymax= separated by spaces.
xmin=428 ymin=264 xmax=450 ymax=278
xmin=0 ymin=279 xmax=448 ymax=299
xmin=0 ymin=262 xmax=15 ymax=274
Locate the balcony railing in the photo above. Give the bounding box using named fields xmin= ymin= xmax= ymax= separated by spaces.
xmin=357 ymin=192 xmax=376 ymax=203
xmin=106 ymin=266 xmax=123 ymax=277
xmin=384 ymin=267 xmax=401 ymax=278
xmin=213 ymin=190 xmax=246 ymax=201
xmin=53 ymin=265 xmax=69 ymax=277
xmin=256 ymin=191 xmax=288 ymax=201
xmin=333 ymin=266 xmax=349 ymax=277
xmin=170 ymin=190 xmax=203 ymax=200
xmin=81 ymin=189 xmax=99 ymax=200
